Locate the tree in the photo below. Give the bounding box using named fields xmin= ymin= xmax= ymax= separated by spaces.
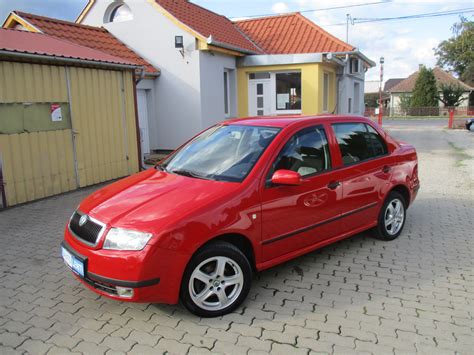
xmin=437 ymin=83 xmax=466 ymax=107
xmin=399 ymin=93 xmax=412 ymax=115
xmin=410 ymin=66 xmax=438 ymax=107
xmin=435 ymin=17 xmax=474 ymax=86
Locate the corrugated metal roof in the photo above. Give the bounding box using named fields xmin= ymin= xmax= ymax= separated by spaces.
xmin=234 ymin=13 xmax=354 ymax=54
xmin=0 ymin=28 xmax=137 ymax=66
xmin=14 ymin=11 xmax=158 ymax=74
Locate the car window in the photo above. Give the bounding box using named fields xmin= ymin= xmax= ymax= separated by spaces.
xmin=332 ymin=123 xmax=388 ymax=166
xmin=161 ymin=125 xmax=280 ymax=182
xmin=268 ymin=126 xmax=331 ymax=179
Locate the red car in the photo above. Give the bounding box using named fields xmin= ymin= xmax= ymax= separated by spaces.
xmin=61 ymin=115 xmax=419 ymax=317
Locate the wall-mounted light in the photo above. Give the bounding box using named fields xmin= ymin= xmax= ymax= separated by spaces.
xmin=175 ymin=35 xmax=185 ymax=58
xmin=175 ymin=36 xmax=184 ymax=49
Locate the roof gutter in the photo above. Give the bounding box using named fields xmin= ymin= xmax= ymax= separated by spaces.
xmin=207 ymin=35 xmax=259 ymax=55
xmin=324 ymin=50 xmax=376 ymax=67
xmin=0 ymin=50 xmax=141 ymax=71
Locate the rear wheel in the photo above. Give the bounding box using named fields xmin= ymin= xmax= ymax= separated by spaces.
xmin=180 ymin=242 xmax=252 ymax=317
xmin=372 ymin=191 xmax=406 ymax=241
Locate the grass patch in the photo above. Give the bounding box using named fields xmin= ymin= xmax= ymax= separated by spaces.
xmin=448 ymin=141 xmax=472 ymax=167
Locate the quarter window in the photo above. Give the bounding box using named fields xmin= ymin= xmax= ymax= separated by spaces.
xmin=269 ymin=126 xmax=331 ymax=179
xmin=332 ymin=123 xmax=388 ymax=165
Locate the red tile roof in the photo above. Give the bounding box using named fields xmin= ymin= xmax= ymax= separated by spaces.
xmin=0 ymin=28 xmax=136 ymax=66
xmin=235 ymin=13 xmax=354 ymax=54
xmin=155 ymin=0 xmax=262 ymax=53
xmin=390 ymin=67 xmax=473 ymax=92
xmin=12 ymin=11 xmax=158 ymax=74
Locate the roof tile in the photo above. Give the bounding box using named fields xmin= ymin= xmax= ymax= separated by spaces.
xmin=234 ymin=13 xmax=354 ymax=54
xmin=155 ymin=0 xmax=262 ymax=53
xmin=14 ymin=11 xmax=158 ymax=74
xmin=389 ymin=67 xmax=473 ymax=92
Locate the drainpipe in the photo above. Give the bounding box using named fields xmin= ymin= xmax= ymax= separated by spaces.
xmin=132 ymin=70 xmax=145 ymax=171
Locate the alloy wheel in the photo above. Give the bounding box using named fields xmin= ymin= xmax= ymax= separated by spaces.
xmin=188 ymin=256 xmax=244 ymax=311
xmin=384 ymin=198 xmax=405 ymax=236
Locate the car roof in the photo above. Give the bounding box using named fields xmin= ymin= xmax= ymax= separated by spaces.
xmin=226 ymin=115 xmax=372 ymax=128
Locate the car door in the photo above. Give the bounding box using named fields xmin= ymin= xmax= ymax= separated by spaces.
xmin=331 ymin=122 xmax=394 ymax=234
xmin=260 ymin=124 xmax=343 ymax=262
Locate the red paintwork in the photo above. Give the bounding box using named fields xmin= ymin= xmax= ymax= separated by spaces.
xmin=271 ymin=169 xmax=302 ymax=186
xmin=63 ymin=115 xmax=419 ymax=304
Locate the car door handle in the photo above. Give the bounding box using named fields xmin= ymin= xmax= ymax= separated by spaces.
xmin=382 ymin=165 xmax=391 ymax=173
xmin=327 ymin=181 xmax=341 ymax=190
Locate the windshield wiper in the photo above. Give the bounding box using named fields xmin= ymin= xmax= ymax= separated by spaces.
xmin=155 ymin=165 xmax=167 ymax=172
xmin=170 ymin=169 xmax=209 ymax=180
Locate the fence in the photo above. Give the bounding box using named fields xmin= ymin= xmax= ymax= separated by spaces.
xmin=364 ymin=106 xmax=474 ymax=118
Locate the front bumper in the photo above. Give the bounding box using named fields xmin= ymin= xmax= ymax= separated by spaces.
xmin=62 ymin=229 xmax=189 ymax=304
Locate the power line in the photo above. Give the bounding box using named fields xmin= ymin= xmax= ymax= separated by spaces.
xmin=232 ymin=0 xmax=392 ymax=19
xmin=327 ymin=7 xmax=474 ymax=26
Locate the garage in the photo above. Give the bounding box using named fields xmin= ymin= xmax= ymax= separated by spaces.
xmin=0 ymin=28 xmax=141 ymax=207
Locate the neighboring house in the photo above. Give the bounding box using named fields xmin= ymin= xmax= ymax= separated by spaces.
xmin=77 ymin=0 xmax=374 ymax=149
xmin=5 ymin=1 xmax=375 ymax=150
xmin=388 ymin=67 xmax=473 ymax=111
xmin=0 ymin=28 xmax=140 ymax=207
xmin=3 ymin=11 xmax=159 ymax=160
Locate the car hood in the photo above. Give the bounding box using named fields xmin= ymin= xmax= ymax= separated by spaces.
xmin=79 ymin=169 xmax=241 ymax=232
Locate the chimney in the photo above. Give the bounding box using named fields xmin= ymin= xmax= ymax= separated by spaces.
xmin=418 ymin=64 xmax=423 ymax=71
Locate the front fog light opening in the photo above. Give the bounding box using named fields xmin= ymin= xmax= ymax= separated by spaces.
xmin=116 ymin=286 xmax=134 ymax=298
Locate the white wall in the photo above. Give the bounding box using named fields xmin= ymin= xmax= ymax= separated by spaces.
xmin=199 ymin=51 xmax=237 ymax=128
xmin=82 ymin=0 xmax=205 ymax=150
xmin=337 ymin=59 xmax=365 ymax=115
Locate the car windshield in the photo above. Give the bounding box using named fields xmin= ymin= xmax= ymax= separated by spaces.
xmin=160 ymin=125 xmax=280 ymax=182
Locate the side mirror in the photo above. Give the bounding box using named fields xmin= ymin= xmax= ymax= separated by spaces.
xmin=271 ymin=169 xmax=302 ymax=186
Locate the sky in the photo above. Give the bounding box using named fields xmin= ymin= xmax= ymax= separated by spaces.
xmin=1 ymin=0 xmax=473 ymax=83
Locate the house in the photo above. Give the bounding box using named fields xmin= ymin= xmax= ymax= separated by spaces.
xmin=0 ymin=28 xmax=140 ymax=207
xmin=5 ymin=0 xmax=375 ymax=151
xmin=388 ymin=67 xmax=473 ymax=112
xmin=3 ymin=10 xmax=160 ymax=160
xmin=77 ymin=0 xmax=375 ymax=149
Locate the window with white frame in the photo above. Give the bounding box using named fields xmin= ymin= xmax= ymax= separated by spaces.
xmin=350 ymin=58 xmax=360 ymax=74
xmin=323 ymin=72 xmax=330 ymax=112
xmin=223 ymin=70 xmax=230 ymax=116
xmin=275 ymin=72 xmax=301 ymax=111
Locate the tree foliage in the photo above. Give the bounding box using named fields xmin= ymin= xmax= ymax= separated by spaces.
xmin=437 ymin=83 xmax=466 ymax=107
xmin=435 ymin=17 xmax=474 ymax=86
xmin=410 ymin=66 xmax=438 ymax=107
xmin=399 ymin=93 xmax=412 ymax=114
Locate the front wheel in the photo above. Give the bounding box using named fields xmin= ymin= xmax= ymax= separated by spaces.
xmin=372 ymin=191 xmax=407 ymax=241
xmin=180 ymin=242 xmax=252 ymax=317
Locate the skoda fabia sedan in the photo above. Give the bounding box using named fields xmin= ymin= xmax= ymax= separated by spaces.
xmin=61 ymin=115 xmax=419 ymax=317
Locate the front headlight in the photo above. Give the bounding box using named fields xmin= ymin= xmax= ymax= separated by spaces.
xmin=103 ymin=228 xmax=153 ymax=251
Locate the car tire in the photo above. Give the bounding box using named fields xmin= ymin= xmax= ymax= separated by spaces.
xmin=180 ymin=242 xmax=252 ymax=317
xmin=372 ymin=191 xmax=407 ymax=241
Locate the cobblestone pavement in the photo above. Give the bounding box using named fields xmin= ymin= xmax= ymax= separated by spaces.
xmin=0 ymin=121 xmax=473 ymax=354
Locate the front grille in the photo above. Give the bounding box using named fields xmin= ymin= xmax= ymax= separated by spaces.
xmin=84 ymin=276 xmax=118 ymax=295
xmin=69 ymin=211 xmax=103 ymax=245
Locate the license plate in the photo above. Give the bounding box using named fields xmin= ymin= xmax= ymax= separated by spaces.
xmin=61 ymin=247 xmax=85 ymax=278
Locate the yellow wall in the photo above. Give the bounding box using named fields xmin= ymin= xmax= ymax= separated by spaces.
xmin=237 ymin=62 xmax=337 ymax=117
xmin=0 ymin=61 xmax=139 ymax=207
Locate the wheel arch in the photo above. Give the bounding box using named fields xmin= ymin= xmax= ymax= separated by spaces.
xmin=390 ymin=184 xmax=411 ymax=207
xmin=196 ymin=233 xmax=257 ymax=271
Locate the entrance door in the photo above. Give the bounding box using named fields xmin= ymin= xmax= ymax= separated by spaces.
xmin=137 ymin=89 xmax=150 ymax=159
xmin=249 ymin=80 xmax=271 ymax=116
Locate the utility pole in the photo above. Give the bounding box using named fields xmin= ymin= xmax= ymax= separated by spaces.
xmin=346 ymin=14 xmax=350 ymax=42
xmin=378 ymin=56 xmax=384 ymax=126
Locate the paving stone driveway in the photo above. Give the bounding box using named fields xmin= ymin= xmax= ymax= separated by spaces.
xmin=0 ymin=120 xmax=473 ymax=354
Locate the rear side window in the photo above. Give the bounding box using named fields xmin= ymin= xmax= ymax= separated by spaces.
xmin=269 ymin=126 xmax=331 ymax=178
xmin=332 ymin=123 xmax=388 ymax=165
